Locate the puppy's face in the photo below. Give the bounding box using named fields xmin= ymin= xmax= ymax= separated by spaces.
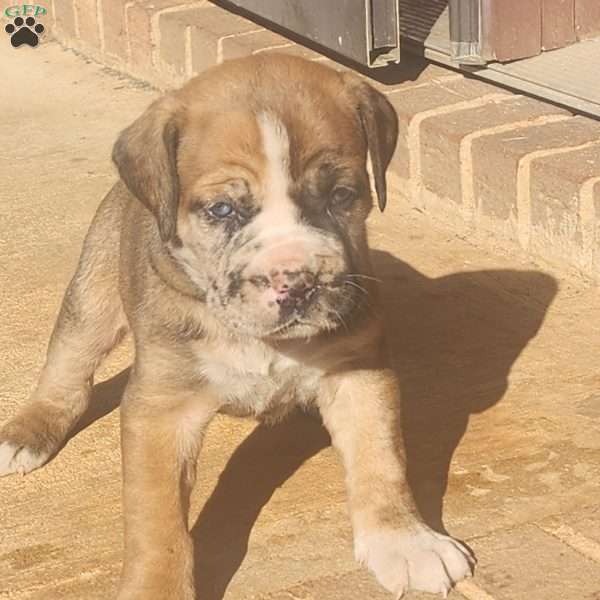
xmin=113 ymin=55 xmax=398 ymax=340
xmin=175 ymin=106 xmax=373 ymax=339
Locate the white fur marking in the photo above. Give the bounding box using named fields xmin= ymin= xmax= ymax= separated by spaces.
xmin=355 ymin=527 xmax=474 ymax=598
xmin=0 ymin=442 xmax=49 ymax=477
xmin=256 ymin=113 xmax=299 ymax=229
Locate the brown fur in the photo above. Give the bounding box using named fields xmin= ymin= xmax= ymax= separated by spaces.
xmin=0 ymin=54 xmax=474 ymax=599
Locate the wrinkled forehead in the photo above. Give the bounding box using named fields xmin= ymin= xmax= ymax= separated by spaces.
xmin=177 ymin=100 xmax=366 ymax=197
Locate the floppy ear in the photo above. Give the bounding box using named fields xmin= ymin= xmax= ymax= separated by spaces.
xmin=346 ymin=78 xmax=398 ymax=212
xmin=112 ymin=95 xmax=182 ymax=242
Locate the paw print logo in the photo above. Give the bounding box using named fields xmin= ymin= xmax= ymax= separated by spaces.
xmin=5 ymin=16 xmax=45 ymax=47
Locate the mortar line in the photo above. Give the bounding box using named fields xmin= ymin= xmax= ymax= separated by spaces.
xmin=96 ymin=0 xmax=105 ymax=54
xmin=460 ymin=114 xmax=572 ymax=223
xmin=72 ymin=0 xmax=80 ymax=39
xmin=408 ymin=93 xmax=514 ymax=208
xmin=517 ymin=140 xmax=600 ymax=250
xmin=537 ymin=523 xmax=600 ymax=564
xmin=151 ymin=2 xmax=208 ymax=68
xmin=382 ymin=74 xmax=463 ymax=96
xmin=252 ymin=42 xmax=295 ymax=54
xmin=50 ymin=0 xmax=57 ymax=29
xmin=184 ymin=24 xmax=193 ymax=78
xmin=579 ymin=175 xmax=600 ymax=271
xmin=217 ymin=28 xmax=265 ymax=64
xmin=123 ymin=1 xmax=136 ymax=64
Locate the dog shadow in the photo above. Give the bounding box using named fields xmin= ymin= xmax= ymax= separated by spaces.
xmin=188 ymin=250 xmax=558 ymax=598
xmin=70 ymin=367 xmax=131 ymax=439
xmin=77 ymin=251 xmax=558 ymax=599
xmin=372 ymin=251 xmax=558 ymax=531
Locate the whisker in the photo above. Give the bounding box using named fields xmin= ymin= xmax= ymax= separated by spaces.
xmin=331 ymin=307 xmax=350 ymax=334
xmin=344 ymin=280 xmax=369 ymax=295
xmin=343 ymin=282 xmax=376 ymax=314
xmin=346 ymin=273 xmax=382 ymax=283
xmin=338 ymin=287 xmax=378 ymax=318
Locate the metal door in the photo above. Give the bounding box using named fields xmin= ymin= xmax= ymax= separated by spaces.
xmin=216 ymin=0 xmax=401 ymax=68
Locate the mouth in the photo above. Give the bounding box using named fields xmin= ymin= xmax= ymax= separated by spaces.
xmin=264 ymin=279 xmax=369 ymax=339
xmin=265 ymin=314 xmax=310 ymax=338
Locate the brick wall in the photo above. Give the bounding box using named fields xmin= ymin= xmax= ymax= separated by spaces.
xmin=45 ymin=0 xmax=600 ymax=283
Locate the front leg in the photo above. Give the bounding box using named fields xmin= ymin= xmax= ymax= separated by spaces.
xmin=117 ymin=377 xmax=219 ymax=600
xmin=319 ymin=368 xmax=475 ymax=598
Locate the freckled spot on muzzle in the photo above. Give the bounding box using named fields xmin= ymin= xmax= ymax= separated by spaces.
xmin=227 ymin=268 xmax=245 ymax=298
xmin=248 ymin=275 xmax=270 ymax=288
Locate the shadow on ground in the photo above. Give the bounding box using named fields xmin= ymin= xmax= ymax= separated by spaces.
xmin=189 ymin=251 xmax=558 ymax=599
xmin=77 ymin=251 xmax=558 ymax=599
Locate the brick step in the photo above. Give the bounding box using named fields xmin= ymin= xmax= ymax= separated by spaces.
xmin=48 ymin=0 xmax=600 ymax=283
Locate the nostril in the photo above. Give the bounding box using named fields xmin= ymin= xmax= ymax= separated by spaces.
xmin=275 ymin=283 xmax=313 ymax=306
xmin=268 ymin=269 xmax=318 ymax=308
xmin=275 ymin=288 xmax=291 ymax=305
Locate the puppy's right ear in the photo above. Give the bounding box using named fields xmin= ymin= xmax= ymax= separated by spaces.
xmin=112 ymin=95 xmax=182 ymax=242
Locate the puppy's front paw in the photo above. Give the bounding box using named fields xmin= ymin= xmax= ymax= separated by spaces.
xmin=355 ymin=526 xmax=475 ymax=598
xmin=0 ymin=441 xmax=50 ymax=476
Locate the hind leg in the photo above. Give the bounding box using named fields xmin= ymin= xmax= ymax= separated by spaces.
xmin=0 ymin=191 xmax=128 ymax=476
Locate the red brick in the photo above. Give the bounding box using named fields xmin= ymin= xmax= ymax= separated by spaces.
xmin=420 ymin=97 xmax=567 ymax=208
xmin=188 ymin=9 xmax=263 ymax=75
xmin=74 ymin=0 xmax=101 ymax=48
xmin=220 ymin=28 xmax=292 ymax=61
xmin=52 ymin=0 xmax=76 ymax=38
xmin=471 ymin=118 xmax=600 ymax=246
xmin=254 ymin=43 xmax=324 ymax=62
xmin=541 ymin=0 xmax=576 ymax=50
xmin=159 ymin=5 xmax=218 ymax=78
xmin=529 ymin=142 xmax=600 ymax=270
xmin=575 ymin=0 xmax=600 ymax=39
xmin=489 ymin=0 xmax=542 ymax=61
xmin=126 ymin=0 xmax=195 ymax=74
xmin=101 ymin=0 xmax=128 ymax=61
xmin=386 ymin=78 xmax=508 ymax=180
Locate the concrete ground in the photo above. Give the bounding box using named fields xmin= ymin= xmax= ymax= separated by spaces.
xmin=1 ymin=40 xmax=600 ymax=600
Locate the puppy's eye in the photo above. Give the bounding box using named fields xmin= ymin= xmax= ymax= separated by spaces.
xmin=330 ymin=186 xmax=357 ymax=209
xmin=208 ymin=201 xmax=235 ymax=218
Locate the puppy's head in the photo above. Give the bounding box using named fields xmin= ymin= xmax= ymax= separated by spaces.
xmin=113 ymin=54 xmax=398 ymax=340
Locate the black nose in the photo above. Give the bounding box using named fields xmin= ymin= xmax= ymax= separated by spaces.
xmin=276 ymin=281 xmax=313 ymax=307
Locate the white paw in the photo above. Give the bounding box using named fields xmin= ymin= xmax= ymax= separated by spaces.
xmin=0 ymin=442 xmax=50 ymax=477
xmin=355 ymin=526 xmax=475 ymax=598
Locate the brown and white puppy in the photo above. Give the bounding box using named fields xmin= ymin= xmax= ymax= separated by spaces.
xmin=0 ymin=54 xmax=474 ymax=598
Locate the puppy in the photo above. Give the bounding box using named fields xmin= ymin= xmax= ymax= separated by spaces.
xmin=0 ymin=54 xmax=474 ymax=598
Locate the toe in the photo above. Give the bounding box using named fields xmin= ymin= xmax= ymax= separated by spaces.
xmin=435 ymin=533 xmax=477 ymax=568
xmin=0 ymin=442 xmax=20 ymax=476
xmin=436 ymin=539 xmax=476 ymax=583
xmin=0 ymin=441 xmax=48 ymax=476
xmin=408 ymin=551 xmax=453 ymax=595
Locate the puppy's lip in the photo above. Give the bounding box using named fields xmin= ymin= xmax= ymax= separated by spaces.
xmin=266 ymin=316 xmax=303 ymax=337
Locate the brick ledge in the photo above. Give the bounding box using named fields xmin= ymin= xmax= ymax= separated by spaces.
xmin=44 ymin=0 xmax=600 ymax=283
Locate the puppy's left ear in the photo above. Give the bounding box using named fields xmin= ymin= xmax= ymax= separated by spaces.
xmin=345 ymin=77 xmax=398 ymax=211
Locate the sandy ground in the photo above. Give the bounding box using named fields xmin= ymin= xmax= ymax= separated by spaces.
xmin=1 ymin=41 xmax=600 ymax=600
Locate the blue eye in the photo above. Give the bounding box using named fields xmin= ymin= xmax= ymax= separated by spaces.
xmin=209 ymin=201 xmax=235 ymax=218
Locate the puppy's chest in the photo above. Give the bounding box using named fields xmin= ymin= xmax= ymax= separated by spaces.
xmin=194 ymin=340 xmax=321 ymax=416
